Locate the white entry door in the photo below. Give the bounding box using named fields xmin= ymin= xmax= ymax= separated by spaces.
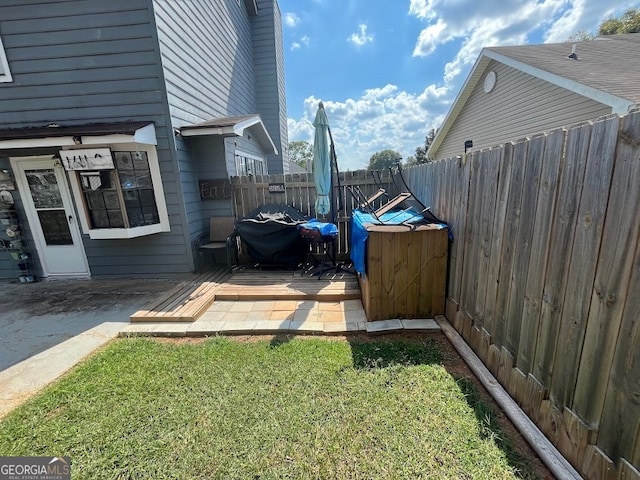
xmin=12 ymin=157 xmax=89 ymax=277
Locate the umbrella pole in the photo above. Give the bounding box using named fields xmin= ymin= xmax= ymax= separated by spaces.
xmin=327 ymin=125 xmax=342 ymax=224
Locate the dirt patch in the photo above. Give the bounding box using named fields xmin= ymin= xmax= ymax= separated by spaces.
xmin=146 ymin=332 xmax=554 ymax=479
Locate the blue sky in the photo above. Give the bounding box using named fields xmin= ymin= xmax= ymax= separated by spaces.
xmin=280 ymin=0 xmax=638 ymax=170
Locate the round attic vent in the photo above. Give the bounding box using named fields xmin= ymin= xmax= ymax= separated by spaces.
xmin=484 ymin=71 xmax=497 ymax=93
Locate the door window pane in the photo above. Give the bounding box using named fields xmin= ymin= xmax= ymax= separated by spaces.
xmin=26 ymin=169 xmax=63 ymax=208
xmin=37 ymin=210 xmax=73 ymax=245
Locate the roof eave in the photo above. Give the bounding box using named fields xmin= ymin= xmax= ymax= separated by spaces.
xmin=0 ymin=122 xmax=157 ymax=149
xmin=484 ymin=50 xmax=635 ymax=113
xmin=244 ymin=0 xmax=258 ymax=15
xmin=181 ymin=115 xmax=278 ymax=155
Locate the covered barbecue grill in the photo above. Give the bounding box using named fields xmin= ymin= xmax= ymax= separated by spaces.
xmin=234 ymin=204 xmax=309 ymax=267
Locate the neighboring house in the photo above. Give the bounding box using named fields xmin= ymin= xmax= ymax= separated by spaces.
xmin=429 ymin=33 xmax=640 ymax=161
xmin=0 ymin=0 xmax=288 ymax=280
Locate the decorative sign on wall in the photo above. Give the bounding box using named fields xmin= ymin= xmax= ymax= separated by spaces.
xmin=268 ymin=183 xmax=285 ymax=193
xmin=199 ymin=179 xmax=232 ymax=200
xmin=59 ymin=148 xmax=114 ymax=171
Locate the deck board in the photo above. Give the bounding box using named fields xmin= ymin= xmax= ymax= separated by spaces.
xmin=130 ymin=267 xmax=361 ymax=322
xmin=130 ymin=268 xmax=230 ymax=322
xmin=215 ymin=269 xmax=361 ymax=301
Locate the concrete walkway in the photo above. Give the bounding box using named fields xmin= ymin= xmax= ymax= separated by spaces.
xmin=0 ymin=322 xmax=123 ymax=419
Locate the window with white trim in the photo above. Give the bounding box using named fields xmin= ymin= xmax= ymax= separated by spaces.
xmin=235 ymin=151 xmax=266 ymax=176
xmin=79 ymin=151 xmax=159 ymax=229
xmin=66 ymin=145 xmax=170 ymax=239
xmin=0 ymin=35 xmax=13 ymax=83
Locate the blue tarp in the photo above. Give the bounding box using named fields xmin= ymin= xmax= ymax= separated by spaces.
xmin=298 ymin=218 xmax=338 ymax=237
xmin=349 ymin=209 xmax=447 ymax=274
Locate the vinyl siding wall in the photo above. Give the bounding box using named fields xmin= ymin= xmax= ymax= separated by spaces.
xmin=252 ymin=0 xmax=288 ymax=173
xmin=152 ymin=0 xmax=260 ymax=245
xmin=0 ymin=0 xmax=194 ymax=277
xmin=152 ymin=0 xmax=257 ymax=126
xmin=434 ymin=60 xmax=612 ymax=160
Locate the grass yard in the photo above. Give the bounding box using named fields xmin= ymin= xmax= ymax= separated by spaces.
xmin=0 ymin=335 xmax=549 ymax=479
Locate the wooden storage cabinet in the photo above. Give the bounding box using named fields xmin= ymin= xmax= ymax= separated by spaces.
xmin=358 ymin=224 xmax=448 ymax=321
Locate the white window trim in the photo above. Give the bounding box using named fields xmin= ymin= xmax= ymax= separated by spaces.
xmin=235 ymin=150 xmax=266 ymax=176
xmin=0 ymin=35 xmax=13 ymax=83
xmin=66 ymin=142 xmax=170 ymax=239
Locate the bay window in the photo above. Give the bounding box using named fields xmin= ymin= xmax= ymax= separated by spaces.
xmin=66 ymin=145 xmax=170 ymax=239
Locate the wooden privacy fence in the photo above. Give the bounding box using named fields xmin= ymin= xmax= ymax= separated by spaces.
xmin=229 ymin=170 xmax=399 ymax=257
xmin=405 ymin=110 xmax=640 ymax=480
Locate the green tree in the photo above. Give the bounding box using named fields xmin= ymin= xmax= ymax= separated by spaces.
xmin=567 ymin=8 xmax=640 ymax=41
xmin=289 ymin=140 xmax=313 ymax=170
xmin=416 ymin=128 xmax=437 ymax=164
xmin=566 ymin=29 xmax=595 ymax=42
xmin=404 ymin=155 xmax=418 ymax=167
xmin=367 ymin=149 xmax=402 ymax=171
xmin=406 ymin=128 xmax=438 ymax=167
xmin=599 ymin=8 xmax=640 ymax=35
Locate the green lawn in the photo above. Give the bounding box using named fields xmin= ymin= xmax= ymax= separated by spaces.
xmin=0 ymin=336 xmax=543 ymax=479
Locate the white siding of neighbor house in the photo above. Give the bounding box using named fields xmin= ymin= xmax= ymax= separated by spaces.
xmin=433 ymin=60 xmax=612 ymax=161
xmin=0 ymin=0 xmax=196 ymax=277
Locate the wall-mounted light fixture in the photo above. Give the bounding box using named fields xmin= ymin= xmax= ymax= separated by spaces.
xmin=464 ymin=140 xmax=473 ymax=154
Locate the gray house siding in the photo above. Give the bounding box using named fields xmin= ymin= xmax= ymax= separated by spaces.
xmin=152 ymin=0 xmax=261 ymax=246
xmin=194 ymin=137 xmax=234 ymax=224
xmin=152 ymin=0 xmax=257 ymax=127
xmin=252 ymin=0 xmax=288 ymax=173
xmin=434 ymin=60 xmax=611 ymax=160
xmin=174 ymin=136 xmax=203 ymax=245
xmin=0 ymin=0 xmax=194 ymax=277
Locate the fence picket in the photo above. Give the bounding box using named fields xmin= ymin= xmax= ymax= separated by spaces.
xmin=493 ymin=139 xmax=528 ymax=350
xmin=483 ymin=143 xmax=513 ymax=338
xmin=533 ymin=122 xmax=592 ymax=387
xmin=504 ymin=134 xmax=544 ymax=355
xmin=549 ymin=115 xmax=619 ymax=408
xmin=517 ymin=129 xmax=565 ymax=375
xmin=573 ymin=111 xmax=640 ymax=425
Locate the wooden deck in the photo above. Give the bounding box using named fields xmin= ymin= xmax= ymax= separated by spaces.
xmin=130 ymin=268 xmax=230 ymax=323
xmin=130 ymin=266 xmax=361 ymax=323
xmin=214 ymin=267 xmax=361 ymax=301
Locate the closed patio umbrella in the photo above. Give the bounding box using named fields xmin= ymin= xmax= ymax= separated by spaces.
xmin=313 ymin=102 xmax=331 ymax=216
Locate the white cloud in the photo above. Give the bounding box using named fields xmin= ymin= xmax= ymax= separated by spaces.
xmin=286 ymin=0 xmax=627 ymax=170
xmin=290 ymin=35 xmax=310 ymax=51
xmin=409 ymin=0 xmax=625 ymax=84
xmin=347 ymin=24 xmax=373 ymax=47
xmin=283 ymin=12 xmax=300 ymax=28
xmin=412 ymin=18 xmax=451 ymax=56
xmin=287 ymin=85 xmax=449 ymax=170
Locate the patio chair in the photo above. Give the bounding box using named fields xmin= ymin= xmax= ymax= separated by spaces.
xmin=196 ymin=216 xmax=239 ymax=272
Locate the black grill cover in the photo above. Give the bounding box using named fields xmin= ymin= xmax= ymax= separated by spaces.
xmin=235 ymin=204 xmax=308 ymax=266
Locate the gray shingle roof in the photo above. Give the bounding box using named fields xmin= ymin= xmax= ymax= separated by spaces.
xmin=488 ymin=33 xmax=640 ymax=104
